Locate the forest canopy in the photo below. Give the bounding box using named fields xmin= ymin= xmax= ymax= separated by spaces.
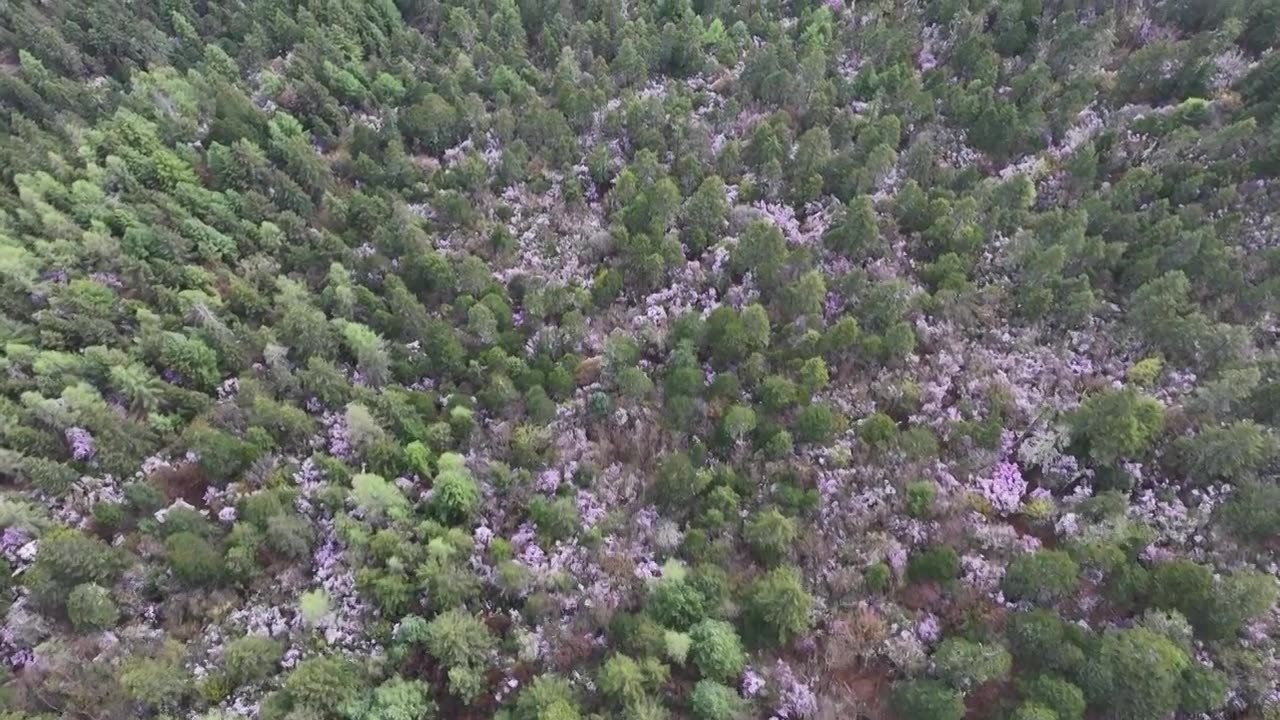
xmin=0 ymin=0 xmax=1278 ymax=718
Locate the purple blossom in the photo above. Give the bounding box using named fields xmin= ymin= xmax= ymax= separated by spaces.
xmin=65 ymin=426 xmax=95 ymax=461
xmin=887 ymin=543 xmax=908 ymax=575
xmin=320 ymin=412 xmax=353 ymax=460
xmin=916 ymin=614 xmax=942 ymax=643
xmin=218 ymin=377 xmax=240 ymax=400
xmin=885 ymin=629 xmax=928 ymax=671
xmin=582 ymin=578 xmax=622 ymax=612
xmin=962 ymin=554 xmax=1005 ymax=594
xmin=140 ymin=454 xmax=176 ymax=477
xmin=576 ymin=490 xmax=607 ymax=529
xmin=292 ymin=457 xmax=325 ymax=499
xmin=770 ymin=661 xmax=818 ymax=719
xmin=973 ymin=462 xmax=1026 ymax=515
xmin=633 ymin=557 xmax=661 ymax=581
xmin=0 ymin=528 xmax=29 ymax=563
xmin=1130 ymin=489 xmax=1205 ymax=544
xmin=1140 ymin=544 xmax=1175 ymax=564
xmin=89 ymin=272 xmax=122 ymax=288
xmin=309 ymin=518 xmax=372 ymax=649
xmin=742 ymin=667 xmax=766 ymax=697
xmin=535 ymin=467 xmax=564 ymax=494
xmin=1055 ymin=512 xmax=1080 ymax=537
xmin=0 ymin=626 xmax=33 ymax=671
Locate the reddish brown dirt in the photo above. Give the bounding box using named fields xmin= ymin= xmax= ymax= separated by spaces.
xmin=1008 ymin=513 xmax=1058 ymax=549
xmin=149 ymin=462 xmax=210 ymax=507
xmin=898 ymin=580 xmax=945 ymax=612
xmin=823 ymin=662 xmax=896 ymax=720
xmin=965 ymin=679 xmax=1014 ymax=720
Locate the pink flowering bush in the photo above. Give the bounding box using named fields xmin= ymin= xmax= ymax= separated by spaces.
xmin=973 ymin=462 xmax=1027 ymax=516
